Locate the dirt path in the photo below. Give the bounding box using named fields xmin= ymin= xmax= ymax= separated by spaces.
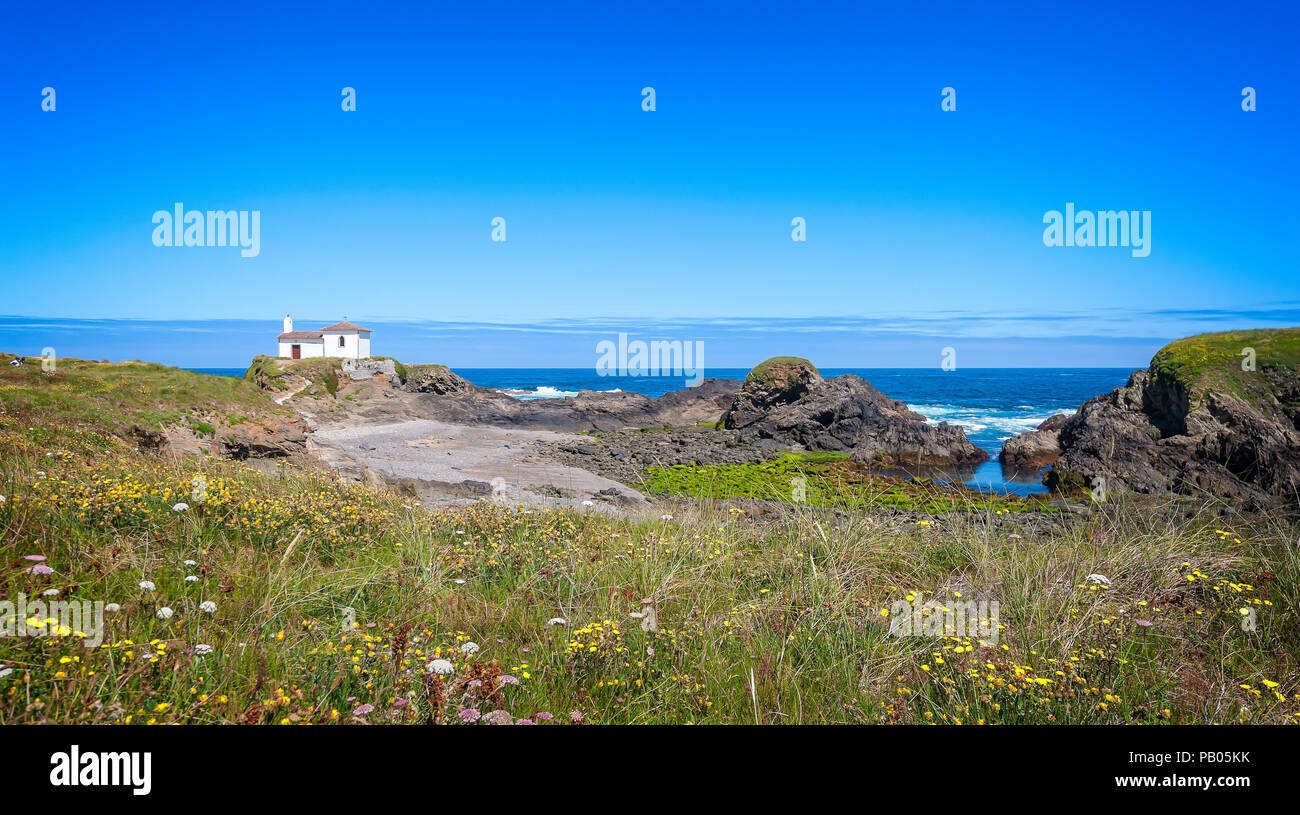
xmin=273 ymin=382 xmax=310 ymax=405
xmin=310 ymin=419 xmax=651 ymax=515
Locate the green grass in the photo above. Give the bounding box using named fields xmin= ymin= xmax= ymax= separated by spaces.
xmin=0 ymin=354 xmax=283 ymax=454
xmin=1149 ymin=328 xmax=1300 ymax=405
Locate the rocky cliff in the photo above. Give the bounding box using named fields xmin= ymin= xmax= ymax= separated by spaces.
xmin=1006 ymin=329 xmax=1300 ymax=506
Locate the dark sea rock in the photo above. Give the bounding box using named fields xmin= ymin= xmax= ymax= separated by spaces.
xmin=402 ymin=365 xmax=481 ymax=396
xmin=721 ymin=357 xmax=822 ymax=429
xmin=1037 ymin=413 xmax=1070 ymax=433
xmin=1042 ymin=330 xmax=1300 ymax=505
xmin=541 ymin=426 xmax=774 ymax=485
xmin=722 ymin=372 xmax=988 ymax=467
xmin=397 ymin=378 xmax=743 ymax=433
xmin=999 ymin=413 xmax=1069 ymax=468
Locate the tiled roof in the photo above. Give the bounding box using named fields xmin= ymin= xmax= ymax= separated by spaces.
xmin=320 ymin=321 xmax=370 ymax=332
xmin=277 ymin=331 xmax=324 ymax=340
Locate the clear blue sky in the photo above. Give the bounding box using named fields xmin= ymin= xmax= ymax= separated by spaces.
xmin=0 ymin=1 xmax=1296 ymax=367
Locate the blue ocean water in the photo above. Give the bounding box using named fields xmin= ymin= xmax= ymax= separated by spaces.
xmin=188 ymin=367 xmax=1133 ymax=495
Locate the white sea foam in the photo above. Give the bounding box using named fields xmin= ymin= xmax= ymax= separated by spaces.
xmin=531 ymin=386 xmax=579 ymax=398
xmin=908 ymin=404 xmax=1075 ymax=440
xmin=498 ymin=386 xmax=624 ymax=401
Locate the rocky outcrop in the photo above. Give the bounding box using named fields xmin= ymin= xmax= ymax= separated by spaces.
xmin=541 ymin=379 xmax=740 ymax=432
xmin=721 ymin=362 xmax=987 ymax=467
xmin=402 ymin=365 xmax=481 ymax=395
xmin=125 ymin=414 xmax=309 ymax=462
xmin=542 ymin=426 xmax=774 ymax=485
xmin=216 ymin=415 xmax=310 ymax=459
xmin=998 ymin=414 xmax=1068 ymax=468
xmin=342 ymin=358 xmax=401 ymax=384
xmin=1041 ymin=329 xmax=1300 ymax=505
xmin=125 ymin=424 xmax=167 ymax=450
xmin=721 ymin=357 xmax=822 ymax=429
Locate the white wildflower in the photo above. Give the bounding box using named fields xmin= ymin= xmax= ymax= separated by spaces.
xmin=428 ymin=659 xmax=455 ymax=675
xmin=172 ymin=502 xmax=190 ymax=512
xmin=660 ymin=513 xmax=673 ymax=521
xmin=199 ymin=601 xmax=217 ymax=614
xmin=194 ymin=644 xmax=213 ymax=656
xmin=185 ymin=575 xmax=199 ymax=583
xmin=183 ymin=559 xmax=197 ymax=566
xmin=42 ymin=588 xmax=59 ymax=597
xmin=546 ymin=617 xmax=567 ymax=626
xmin=461 ymin=641 xmax=479 ymax=655
xmin=1086 ymin=574 xmax=1111 ymax=585
xmin=139 ymin=580 xmax=156 ymax=591
xmin=104 ymin=603 xmax=121 ymax=612
xmin=156 ymin=607 xmax=174 ymax=620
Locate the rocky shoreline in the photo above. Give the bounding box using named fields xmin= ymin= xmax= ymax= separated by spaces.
xmin=1001 ymin=329 xmax=1300 ymax=507
xmin=234 ymin=332 xmax=1300 ymax=512
xmin=246 ymin=355 xmax=996 ymax=511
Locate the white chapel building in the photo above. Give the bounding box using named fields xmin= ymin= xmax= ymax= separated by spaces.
xmin=277 ymin=314 xmax=372 ymax=360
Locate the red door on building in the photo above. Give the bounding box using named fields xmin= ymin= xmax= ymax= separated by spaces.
xmin=291 ymin=345 xmax=301 ymax=359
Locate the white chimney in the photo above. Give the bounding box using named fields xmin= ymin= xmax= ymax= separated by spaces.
xmin=283 ymin=313 xmax=293 ymax=333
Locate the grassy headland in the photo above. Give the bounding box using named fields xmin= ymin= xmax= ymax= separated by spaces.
xmin=1150 ymin=328 xmax=1300 ymax=405
xmin=1 ymin=354 xmax=1298 ymax=725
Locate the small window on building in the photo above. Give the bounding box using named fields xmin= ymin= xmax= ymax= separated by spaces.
xmin=339 ymin=336 xmax=345 ymax=348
